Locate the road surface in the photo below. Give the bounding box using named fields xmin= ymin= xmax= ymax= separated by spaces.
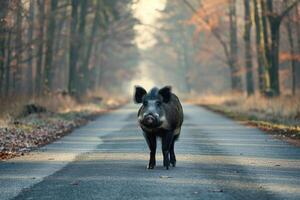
xmin=1 ymin=104 xmax=300 ymax=200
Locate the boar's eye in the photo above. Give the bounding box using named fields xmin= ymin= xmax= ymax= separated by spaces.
xmin=156 ymin=101 xmax=162 ymax=107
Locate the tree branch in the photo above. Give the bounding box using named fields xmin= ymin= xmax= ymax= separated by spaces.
xmin=279 ymin=0 xmax=300 ymax=21
xmin=181 ymin=0 xmax=230 ymax=65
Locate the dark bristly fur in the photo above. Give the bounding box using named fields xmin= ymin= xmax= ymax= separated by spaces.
xmin=134 ymin=86 xmax=183 ymax=170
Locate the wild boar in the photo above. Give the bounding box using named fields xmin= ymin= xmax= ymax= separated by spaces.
xmin=134 ymin=86 xmax=183 ymax=169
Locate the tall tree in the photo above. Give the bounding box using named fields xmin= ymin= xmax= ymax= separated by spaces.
xmin=14 ymin=1 xmax=23 ymax=92
xmin=295 ymin=4 xmax=300 ymax=93
xmin=82 ymin=1 xmax=102 ymax=92
xmin=52 ymin=2 xmax=69 ymax=89
xmin=68 ymin=0 xmax=79 ymax=95
xmin=285 ymin=1 xmax=297 ymax=95
xmin=81 ymin=0 xmax=101 ymax=91
xmin=4 ymin=30 xmax=12 ymax=96
xmin=265 ymin=0 xmax=300 ymax=95
xmin=254 ymin=0 xmax=267 ymax=92
xmin=44 ymin=0 xmax=58 ymax=93
xmin=0 ymin=1 xmax=9 ymax=95
xmin=77 ymin=0 xmax=88 ymax=93
xmin=35 ymin=0 xmax=45 ymax=96
xmin=243 ymin=0 xmax=254 ymax=95
xmin=0 ymin=0 xmax=138 ymax=98
xmin=228 ymin=0 xmax=242 ymax=92
xmin=182 ymin=0 xmax=243 ymax=92
xmin=26 ymin=0 xmax=35 ymax=95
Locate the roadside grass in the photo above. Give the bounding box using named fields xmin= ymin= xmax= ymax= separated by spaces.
xmin=0 ymin=91 xmax=128 ymax=160
xmin=186 ymin=93 xmax=300 ymax=140
xmin=0 ymin=91 xmax=126 ymax=126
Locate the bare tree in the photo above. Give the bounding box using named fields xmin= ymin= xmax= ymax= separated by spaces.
xmin=35 ymin=0 xmax=45 ymax=96
xmin=44 ymin=0 xmax=58 ymax=93
xmin=265 ymin=0 xmax=300 ymax=95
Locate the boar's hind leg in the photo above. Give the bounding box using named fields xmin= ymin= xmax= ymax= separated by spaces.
xmin=144 ymin=133 xmax=156 ymax=169
xmin=170 ymin=135 xmax=179 ymax=167
xmin=162 ymin=132 xmax=174 ymax=170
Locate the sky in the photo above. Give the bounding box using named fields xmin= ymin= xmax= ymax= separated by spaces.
xmin=129 ymin=0 xmax=167 ymax=92
xmin=132 ymin=0 xmax=167 ymax=50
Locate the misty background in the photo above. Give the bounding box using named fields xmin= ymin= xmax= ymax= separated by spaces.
xmin=131 ymin=0 xmax=231 ymax=94
xmin=0 ymin=0 xmax=299 ymax=100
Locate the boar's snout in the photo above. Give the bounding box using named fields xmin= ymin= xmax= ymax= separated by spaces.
xmin=142 ymin=113 xmax=159 ymax=127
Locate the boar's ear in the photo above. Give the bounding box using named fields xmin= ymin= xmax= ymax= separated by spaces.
xmin=134 ymin=86 xmax=147 ymax=104
xmin=159 ymin=86 xmax=172 ymax=103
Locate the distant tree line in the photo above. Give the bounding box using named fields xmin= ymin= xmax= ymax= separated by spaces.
xmin=181 ymin=0 xmax=300 ymax=96
xmin=0 ymin=0 xmax=139 ymax=98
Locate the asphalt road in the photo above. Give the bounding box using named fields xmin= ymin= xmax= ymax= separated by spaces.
xmin=1 ymin=104 xmax=300 ymax=200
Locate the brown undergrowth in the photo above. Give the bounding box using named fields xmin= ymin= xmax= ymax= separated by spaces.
xmin=0 ymin=92 xmax=128 ymax=160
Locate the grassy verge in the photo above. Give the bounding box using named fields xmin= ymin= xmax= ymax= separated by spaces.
xmin=0 ymin=93 xmax=128 ymax=160
xmin=186 ymin=94 xmax=300 ymax=144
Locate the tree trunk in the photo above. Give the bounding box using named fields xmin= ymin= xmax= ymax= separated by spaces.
xmin=254 ymin=0 xmax=268 ymax=92
xmin=265 ymin=0 xmax=299 ymax=96
xmin=0 ymin=1 xmax=9 ymax=95
xmin=94 ymin=43 xmax=103 ymax=91
xmin=4 ymin=31 xmax=12 ymax=96
xmin=295 ymin=4 xmax=300 ymax=94
xmin=53 ymin=2 xmax=67 ymax=79
xmin=27 ymin=0 xmax=35 ymax=96
xmin=268 ymin=19 xmax=281 ymax=95
xmin=254 ymin=0 xmax=263 ymax=91
xmin=266 ymin=0 xmax=285 ymax=96
xmin=68 ymin=0 xmax=79 ymax=95
xmin=178 ymin=25 xmax=192 ymax=93
xmin=44 ymin=0 xmax=58 ymax=93
xmin=77 ymin=0 xmax=88 ymax=94
xmin=35 ymin=0 xmax=45 ymax=96
xmin=51 ymin=2 xmax=68 ymax=90
xmin=261 ymin=0 xmax=271 ymax=73
xmin=285 ymin=3 xmax=297 ymax=95
xmin=228 ymin=0 xmax=243 ymax=92
xmin=82 ymin=0 xmax=101 ymax=91
xmin=14 ymin=1 xmax=23 ymax=93
xmin=244 ymin=0 xmax=254 ymax=95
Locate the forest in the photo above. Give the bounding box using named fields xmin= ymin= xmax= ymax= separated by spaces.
xmin=0 ymin=0 xmax=300 ymax=158
xmin=183 ymin=0 xmax=300 ymax=96
xmin=1 ymin=2 xmax=300 ymax=199
xmin=0 ymin=0 xmax=299 ymax=99
xmin=0 ymin=0 xmax=139 ymax=99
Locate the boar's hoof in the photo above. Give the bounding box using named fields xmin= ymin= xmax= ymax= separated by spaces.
xmin=147 ymin=163 xmax=155 ymax=169
xmin=163 ymin=160 xmax=170 ymax=170
xmin=170 ymin=160 xmax=176 ymax=167
xmin=147 ymin=165 xmax=155 ymax=169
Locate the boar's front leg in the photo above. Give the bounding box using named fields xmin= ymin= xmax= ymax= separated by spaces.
xmin=144 ymin=133 xmax=156 ymax=169
xmin=162 ymin=131 xmax=174 ymax=170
